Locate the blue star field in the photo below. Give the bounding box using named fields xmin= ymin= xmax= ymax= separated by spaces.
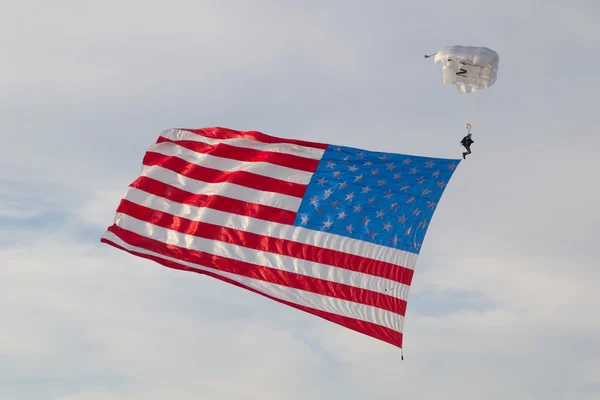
xmin=292 ymin=145 xmax=461 ymax=255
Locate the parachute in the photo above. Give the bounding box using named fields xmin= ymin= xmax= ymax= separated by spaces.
xmin=426 ymin=45 xmax=499 ymax=94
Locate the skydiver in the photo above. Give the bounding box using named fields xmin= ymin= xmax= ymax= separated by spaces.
xmin=461 ymin=123 xmax=474 ymax=159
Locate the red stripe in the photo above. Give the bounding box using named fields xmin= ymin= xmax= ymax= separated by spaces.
xmin=178 ymin=127 xmax=329 ymax=150
xmin=116 ymin=199 xmax=414 ymax=286
xmin=107 ymin=225 xmax=407 ymax=316
xmin=142 ymin=151 xmax=307 ymax=198
xmin=101 ymin=236 xmax=403 ymax=348
xmin=129 ymin=177 xmax=297 ymax=224
xmin=155 ymin=137 xmax=320 ymax=173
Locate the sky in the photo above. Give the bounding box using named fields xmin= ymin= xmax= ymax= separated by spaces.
xmin=1 ymin=0 xmax=599 ymax=399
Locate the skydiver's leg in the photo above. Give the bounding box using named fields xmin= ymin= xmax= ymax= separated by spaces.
xmin=462 ymin=145 xmax=471 ymax=159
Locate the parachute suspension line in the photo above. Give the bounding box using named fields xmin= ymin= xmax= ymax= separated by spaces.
xmin=471 ymin=91 xmax=482 ymax=120
xmin=465 ymin=89 xmax=485 ymax=135
xmin=463 ymin=98 xmax=474 ymax=136
xmin=423 ymin=52 xmax=437 ymax=58
xmin=401 ymin=348 xmax=404 ymax=361
xmin=468 ymin=102 xmax=477 ymax=134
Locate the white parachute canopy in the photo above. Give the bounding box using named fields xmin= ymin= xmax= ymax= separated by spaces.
xmin=427 ymin=46 xmax=499 ymax=94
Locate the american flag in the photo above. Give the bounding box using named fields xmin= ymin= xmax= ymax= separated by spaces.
xmin=101 ymin=127 xmax=460 ymax=349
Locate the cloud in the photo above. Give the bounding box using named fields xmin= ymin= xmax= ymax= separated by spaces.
xmin=1 ymin=224 xmax=333 ymax=400
xmin=2 ymin=173 xmax=598 ymax=400
xmin=1 ymin=0 xmax=599 ymax=399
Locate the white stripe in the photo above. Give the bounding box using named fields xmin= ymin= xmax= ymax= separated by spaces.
xmin=123 ymin=186 xmax=418 ymax=270
xmin=113 ymin=211 xmax=410 ymax=303
xmin=147 ymin=141 xmax=314 ymax=185
xmin=139 ymin=165 xmax=302 ymax=212
xmin=162 ymin=129 xmax=326 ymax=160
xmin=103 ymin=230 xmax=404 ymax=333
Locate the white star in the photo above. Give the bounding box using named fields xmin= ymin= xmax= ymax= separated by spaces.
xmin=354 ymin=174 xmax=363 ymax=182
xmin=335 ymin=147 xmax=342 ymax=152
xmin=371 ymin=168 xmax=379 ymax=175
xmin=357 ymin=152 xmax=365 ymax=159
xmin=379 ymin=154 xmax=388 ymax=161
xmin=376 ymin=210 xmax=386 ymax=218
xmin=362 ymin=216 xmax=371 ymax=225
xmin=427 ymin=200 xmax=436 ymax=208
xmin=317 ymin=177 xmax=327 ymax=186
xmin=368 ymin=230 xmax=378 ymax=239
xmin=400 ymin=184 xmax=410 ymax=192
xmin=404 ymin=226 xmax=412 ymax=236
xmin=368 ymin=197 xmax=376 ymax=205
xmin=310 ymin=196 xmax=319 ymax=207
xmin=419 ymin=220 xmax=428 ymax=228
xmin=377 ymin=179 xmax=387 ymax=186
xmin=437 ymin=180 xmax=446 ymax=188
xmin=346 ymin=224 xmax=354 ymax=233
xmin=353 ymin=204 xmax=363 ymax=213
xmin=338 ymin=210 xmax=347 ymax=220
xmin=339 ymin=181 xmax=348 ymax=190
xmin=384 ymin=190 xmax=393 ymax=199
xmin=386 ymin=162 xmax=396 ymax=170
xmin=409 ymin=167 xmax=419 ymax=175
xmin=383 ymin=221 xmax=392 ymax=231
xmin=326 ymin=161 xmax=336 ymax=169
xmin=391 ymin=235 xmax=399 ymax=245
xmin=421 ymin=188 xmax=432 ymax=196
xmin=425 ymin=161 xmax=435 ymax=168
xmin=330 ymin=200 xmax=340 ymax=208
xmin=300 ymin=214 xmax=308 ymax=225
xmin=333 ymin=171 xmax=341 ymax=178
xmin=416 ymin=177 xmax=426 ymax=185
xmin=364 ymin=161 xmax=372 ymax=167
xmin=323 ymin=188 xmax=334 ymax=199
xmin=448 ymin=163 xmax=457 ymax=170
xmin=323 ymin=219 xmax=333 ymax=229
xmin=361 ymin=186 xmax=371 ymax=194
xmin=398 ymin=215 xmax=407 ymax=224
xmin=413 ymin=241 xmax=421 ymax=250
xmin=406 ymin=196 xmax=415 ymax=204
xmin=412 ymin=208 xmax=422 ymax=216
xmin=342 ymin=155 xmax=349 ymax=162
xmin=402 ymin=158 xmax=411 ymax=164
xmin=348 ymin=165 xmax=358 ymax=173
xmin=390 ymin=202 xmax=399 ymax=211
xmin=345 ymin=192 xmax=355 ymax=202
xmin=432 ymin=170 xmax=440 ymax=178
xmin=393 ymin=173 xmax=402 ymax=180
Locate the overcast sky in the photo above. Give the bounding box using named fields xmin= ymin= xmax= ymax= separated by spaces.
xmin=2 ymin=1 xmax=599 ymax=399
